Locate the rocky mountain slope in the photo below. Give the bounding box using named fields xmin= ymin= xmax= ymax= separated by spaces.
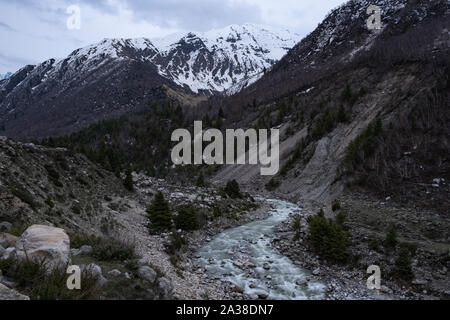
xmin=0 ymin=24 xmax=299 ymax=140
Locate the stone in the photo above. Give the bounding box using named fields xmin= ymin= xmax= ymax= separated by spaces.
xmin=83 ymin=263 xmax=108 ymax=287
xmin=412 ymin=279 xmax=428 ymax=286
xmin=71 ymin=245 xmax=93 ymax=256
xmin=0 ymin=245 xmax=5 ymax=257
xmin=249 ymin=283 xmax=256 ymax=289
xmin=312 ymin=268 xmax=320 ymax=276
xmin=158 ymin=277 xmax=173 ymax=299
xmin=0 ymin=233 xmax=19 ymax=248
xmin=296 ymin=279 xmax=307 ymax=286
xmin=232 ymin=285 xmax=244 ymax=293
xmin=14 ymin=225 xmax=71 ymax=270
xmin=0 ymin=222 xmax=12 ymax=232
xmin=380 ymin=285 xmax=393 ymax=295
xmin=0 ymin=283 xmax=29 ymax=300
xmin=108 ymin=269 xmax=122 ymax=277
xmin=2 ymin=247 xmax=16 ymax=260
xmin=258 ymin=292 xmax=269 ymax=299
xmin=138 ymin=266 xmax=157 ymax=283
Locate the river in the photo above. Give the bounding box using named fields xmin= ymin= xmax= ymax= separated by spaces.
xmin=197 ymin=199 xmax=326 ymax=300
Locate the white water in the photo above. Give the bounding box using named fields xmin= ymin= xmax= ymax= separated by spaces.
xmin=197 ymin=199 xmax=326 ymax=300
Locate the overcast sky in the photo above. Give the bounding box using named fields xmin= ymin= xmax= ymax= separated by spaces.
xmin=0 ymin=0 xmax=346 ymax=74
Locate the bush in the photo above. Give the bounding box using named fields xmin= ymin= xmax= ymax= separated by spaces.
xmin=265 ymin=178 xmax=280 ymax=191
xmin=70 ymin=233 xmax=101 ymax=249
xmin=123 ymin=169 xmax=134 ymax=192
xmin=384 ymin=225 xmax=398 ymax=249
xmin=174 ymin=205 xmax=200 ymax=231
xmin=224 ymin=180 xmax=242 ymax=198
xmin=10 ymin=188 xmax=38 ymax=209
xmin=147 ymin=192 xmax=173 ymax=232
xmin=393 ymin=247 xmax=414 ymax=281
xmin=368 ymin=237 xmax=381 ymax=252
xmin=0 ymin=258 xmax=99 ymax=300
xmin=91 ymin=238 xmax=136 ymax=262
xmin=307 ymin=209 xmax=351 ymax=263
xmin=196 ymin=171 xmax=206 ymax=188
xmin=331 ymin=199 xmax=341 ymax=212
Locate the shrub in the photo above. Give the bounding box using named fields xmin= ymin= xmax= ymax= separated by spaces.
xmin=10 ymin=188 xmax=38 ymax=209
xmin=0 ymin=258 xmax=99 ymax=300
xmin=196 ymin=171 xmax=206 ymax=187
xmin=331 ymin=199 xmax=341 ymax=212
xmin=45 ymin=195 xmax=55 ymax=209
xmin=91 ymin=238 xmax=136 ymax=262
xmin=384 ymin=225 xmax=398 ymax=249
xmin=307 ymin=209 xmax=351 ymax=263
xmin=174 ymin=205 xmax=200 ymax=231
xmin=123 ymin=169 xmax=134 ymax=192
xmin=393 ymin=247 xmax=414 ymax=281
xmin=70 ymin=233 xmax=101 ymax=249
xmin=368 ymin=237 xmax=381 ymax=252
xmin=265 ymin=178 xmax=280 ymax=191
xmin=147 ymin=192 xmax=173 ymax=232
xmin=224 ymin=180 xmax=242 ymax=198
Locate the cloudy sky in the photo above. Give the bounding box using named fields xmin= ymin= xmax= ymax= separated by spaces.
xmin=0 ymin=0 xmax=346 ymax=74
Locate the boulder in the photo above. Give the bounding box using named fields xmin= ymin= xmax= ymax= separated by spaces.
xmin=2 ymin=247 xmax=17 ymax=260
xmin=0 ymin=222 xmax=12 ymax=232
xmin=14 ymin=225 xmax=70 ymax=270
xmin=0 ymin=283 xmax=29 ymax=300
xmin=71 ymin=245 xmax=93 ymax=257
xmin=0 ymin=233 xmax=19 ymax=248
xmin=138 ymin=266 xmax=157 ymax=283
xmin=82 ymin=263 xmax=108 ymax=287
xmin=158 ymin=277 xmax=173 ymax=299
xmin=0 ymin=245 xmax=5 ymax=257
xmin=108 ymin=269 xmax=122 ymax=277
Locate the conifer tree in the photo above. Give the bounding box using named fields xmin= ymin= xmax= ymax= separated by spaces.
xmin=123 ymin=169 xmax=134 ymax=192
xmin=147 ymin=192 xmax=173 ymax=232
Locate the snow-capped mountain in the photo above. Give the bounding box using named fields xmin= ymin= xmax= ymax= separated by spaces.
xmin=0 ymin=72 xmax=12 ymax=80
xmin=0 ymin=24 xmax=300 ymax=139
xmin=151 ymin=24 xmax=301 ymax=93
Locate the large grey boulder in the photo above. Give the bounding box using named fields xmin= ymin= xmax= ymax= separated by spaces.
xmin=138 ymin=266 xmax=157 ymax=283
xmin=14 ymin=225 xmax=71 ymax=270
xmin=0 ymin=283 xmax=29 ymax=300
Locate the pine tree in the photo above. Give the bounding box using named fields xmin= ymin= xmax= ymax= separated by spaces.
xmin=147 ymin=192 xmax=173 ymax=232
xmin=123 ymin=169 xmax=134 ymax=192
xmin=175 ymin=206 xmax=200 ymax=231
xmin=224 ymin=180 xmax=242 ymax=198
xmin=394 ymin=247 xmax=414 ymax=281
xmin=196 ymin=171 xmax=206 ymax=188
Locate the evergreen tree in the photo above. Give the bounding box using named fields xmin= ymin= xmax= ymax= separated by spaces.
xmin=393 ymin=247 xmax=414 ymax=281
xmin=224 ymin=179 xmax=242 ymax=199
xmin=218 ymin=107 xmax=224 ymax=119
xmin=175 ymin=205 xmax=200 ymax=231
xmin=196 ymin=171 xmax=206 ymax=188
xmin=123 ymin=169 xmax=134 ymax=192
xmin=147 ymin=192 xmax=173 ymax=232
xmin=337 ymin=105 xmax=347 ymax=123
xmin=385 ymin=225 xmax=398 ymax=249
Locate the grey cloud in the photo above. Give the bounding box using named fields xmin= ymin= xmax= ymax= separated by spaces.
xmin=118 ymin=0 xmax=263 ymax=31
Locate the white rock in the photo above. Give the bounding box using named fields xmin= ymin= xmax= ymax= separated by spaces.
xmin=15 ymin=225 xmax=70 ymax=270
xmin=108 ymin=269 xmax=122 ymax=277
xmin=0 ymin=283 xmax=29 ymax=300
